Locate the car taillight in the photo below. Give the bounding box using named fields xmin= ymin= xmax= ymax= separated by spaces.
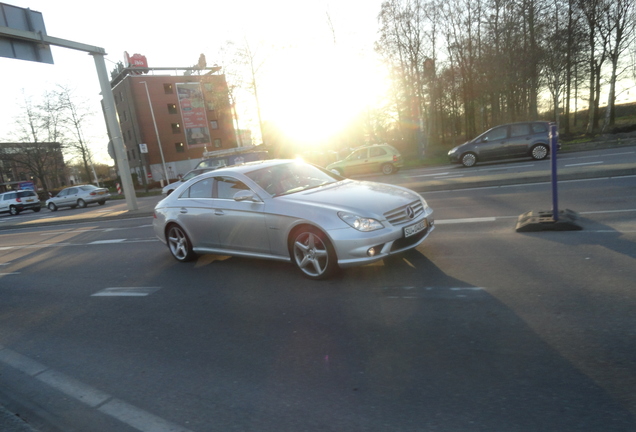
xmin=90 ymin=192 xmax=96 ymax=195
xmin=393 ymin=155 xmax=398 ymax=162
xmin=16 ymin=197 xmax=22 ymax=202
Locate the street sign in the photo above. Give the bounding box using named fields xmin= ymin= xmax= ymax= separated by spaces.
xmin=139 ymin=143 xmax=148 ymax=153
xmin=0 ymin=3 xmax=54 ymax=64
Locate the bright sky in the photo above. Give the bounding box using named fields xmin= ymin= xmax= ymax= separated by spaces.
xmin=1 ymin=0 xmax=387 ymax=163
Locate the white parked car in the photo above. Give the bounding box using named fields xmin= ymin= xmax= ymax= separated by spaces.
xmin=0 ymin=190 xmax=41 ymax=215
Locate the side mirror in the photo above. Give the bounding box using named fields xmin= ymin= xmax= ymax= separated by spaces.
xmin=233 ymin=190 xmax=262 ymax=202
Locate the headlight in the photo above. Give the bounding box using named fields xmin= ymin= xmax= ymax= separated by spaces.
xmin=338 ymin=211 xmax=384 ymax=232
xmin=448 ymin=147 xmax=458 ymax=155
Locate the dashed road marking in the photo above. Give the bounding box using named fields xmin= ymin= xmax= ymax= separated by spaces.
xmin=91 ymin=287 xmax=161 ymax=297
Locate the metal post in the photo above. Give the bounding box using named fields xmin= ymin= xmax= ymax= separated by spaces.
xmin=92 ymin=53 xmax=138 ymax=210
xmin=140 ymin=81 xmax=170 ymax=183
xmin=550 ymin=124 xmax=559 ymax=221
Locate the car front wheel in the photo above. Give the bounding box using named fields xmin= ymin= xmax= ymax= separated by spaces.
xmin=166 ymin=224 xmax=196 ymax=262
xmin=77 ymin=199 xmax=87 ymax=208
xmin=290 ymin=226 xmax=338 ymax=280
xmin=531 ymin=144 xmax=549 ymax=160
xmin=461 ymin=152 xmax=477 ymax=167
xmin=48 ymin=203 xmax=57 ymax=211
xmin=9 ymin=206 xmax=19 ymax=216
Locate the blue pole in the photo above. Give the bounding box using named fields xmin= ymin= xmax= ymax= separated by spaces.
xmin=550 ymin=124 xmax=559 ymax=221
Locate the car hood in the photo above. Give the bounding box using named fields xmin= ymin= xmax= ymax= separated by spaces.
xmin=279 ymin=180 xmax=422 ymax=218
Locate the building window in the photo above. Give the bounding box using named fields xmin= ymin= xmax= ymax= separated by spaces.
xmin=214 ymin=139 xmax=222 ymax=148
xmin=167 ymin=103 xmax=177 ymax=114
xmin=164 ymin=84 xmax=173 ymax=94
xmin=175 ymin=142 xmax=185 ymax=153
xmin=122 ymin=110 xmax=128 ymax=121
xmin=171 ymin=123 xmax=181 ymax=134
xmin=210 ymin=120 xmax=218 ymax=129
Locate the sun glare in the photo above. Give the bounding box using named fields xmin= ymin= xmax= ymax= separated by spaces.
xmin=263 ymin=47 xmax=386 ymax=148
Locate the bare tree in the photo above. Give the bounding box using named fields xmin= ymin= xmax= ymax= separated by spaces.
xmin=601 ymin=0 xmax=636 ymax=132
xmin=56 ymin=85 xmax=100 ymax=185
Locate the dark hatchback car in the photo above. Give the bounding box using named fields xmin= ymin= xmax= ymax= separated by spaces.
xmin=448 ymin=121 xmax=556 ymax=167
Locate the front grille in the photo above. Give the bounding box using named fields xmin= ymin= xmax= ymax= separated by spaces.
xmin=384 ymin=200 xmax=425 ymax=226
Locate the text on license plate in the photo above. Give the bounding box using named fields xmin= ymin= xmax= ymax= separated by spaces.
xmin=404 ymin=220 xmax=427 ymax=238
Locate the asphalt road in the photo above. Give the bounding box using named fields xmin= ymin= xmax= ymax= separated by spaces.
xmin=0 ymin=147 xmax=635 ymax=431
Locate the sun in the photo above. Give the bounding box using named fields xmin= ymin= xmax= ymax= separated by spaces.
xmin=261 ymin=46 xmax=387 ymax=148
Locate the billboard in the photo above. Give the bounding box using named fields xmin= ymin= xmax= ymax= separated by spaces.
xmin=176 ymin=82 xmax=210 ymax=148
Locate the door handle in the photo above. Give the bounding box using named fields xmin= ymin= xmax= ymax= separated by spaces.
xmin=215 ymin=210 xmax=225 ymax=215
xmin=180 ymin=207 xmax=188 ymax=214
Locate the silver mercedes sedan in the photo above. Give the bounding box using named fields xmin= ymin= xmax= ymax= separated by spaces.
xmin=153 ymin=159 xmax=434 ymax=279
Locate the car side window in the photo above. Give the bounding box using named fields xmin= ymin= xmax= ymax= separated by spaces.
xmin=215 ymin=176 xmax=250 ymax=199
xmin=532 ymin=122 xmax=548 ymax=133
xmin=67 ymin=188 xmax=78 ymax=195
xmin=184 ymin=178 xmax=213 ymax=198
xmin=510 ymin=123 xmax=531 ymax=137
xmin=369 ymin=147 xmax=387 ymax=158
xmin=482 ymin=126 xmax=508 ymax=142
xmin=57 ymin=190 xmax=67 ymax=197
xmin=350 ymin=149 xmax=367 ymax=160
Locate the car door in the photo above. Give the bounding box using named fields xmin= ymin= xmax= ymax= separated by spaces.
xmin=0 ymin=193 xmax=11 ymax=212
xmin=63 ymin=187 xmax=79 ymax=207
xmin=345 ymin=148 xmax=370 ymax=176
xmin=507 ymin=123 xmax=533 ymax=157
xmin=476 ymin=125 xmax=509 ymax=160
xmin=175 ymin=177 xmax=219 ymax=249
xmin=52 ymin=189 xmax=68 ymax=207
xmin=367 ymin=146 xmax=389 ymax=173
xmin=212 ymin=176 xmax=269 ymax=254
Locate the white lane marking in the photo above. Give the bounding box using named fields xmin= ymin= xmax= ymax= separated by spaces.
xmin=436 ymin=217 xmax=497 ymax=224
xmin=0 ymin=345 xmax=194 ymax=432
xmin=88 ymin=239 xmax=126 ymax=244
xmin=565 ymin=161 xmax=604 ymax=167
xmin=433 ymin=174 xmax=465 ymax=179
xmin=0 ymin=273 xmax=20 ymax=276
xmin=479 ymin=164 xmax=535 ymax=171
xmin=92 ymin=287 xmax=161 ymax=297
xmin=412 ymin=172 xmax=450 ymax=177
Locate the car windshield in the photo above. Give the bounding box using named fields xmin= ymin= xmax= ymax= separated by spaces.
xmin=245 ymin=162 xmax=339 ymax=196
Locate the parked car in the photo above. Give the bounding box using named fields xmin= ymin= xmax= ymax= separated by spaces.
xmin=162 ymin=167 xmax=217 ymax=196
xmin=153 ymin=159 xmax=434 ymax=280
xmin=326 ymin=144 xmax=403 ymax=176
xmin=0 ymin=190 xmax=41 ymax=215
xmin=46 ymin=185 xmax=111 ymax=211
xmin=448 ymin=121 xmax=557 ymax=167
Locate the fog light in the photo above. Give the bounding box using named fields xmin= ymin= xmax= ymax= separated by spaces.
xmin=367 ymin=247 xmax=376 ymax=257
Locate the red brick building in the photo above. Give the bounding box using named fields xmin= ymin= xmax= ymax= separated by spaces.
xmin=110 ymin=65 xmax=238 ymax=184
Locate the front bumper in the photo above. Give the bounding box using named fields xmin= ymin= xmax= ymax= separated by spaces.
xmin=329 ymin=214 xmax=435 ymax=268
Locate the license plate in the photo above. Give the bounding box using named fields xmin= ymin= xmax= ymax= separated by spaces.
xmin=26 ymin=199 xmax=34 ymax=202
xmin=97 ymin=191 xmax=105 ymax=195
xmin=404 ymin=220 xmax=427 ymax=238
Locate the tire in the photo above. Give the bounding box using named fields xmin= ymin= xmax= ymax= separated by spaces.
xmin=48 ymin=203 xmax=58 ymax=211
xmin=531 ymin=144 xmax=549 ymax=160
xmin=9 ymin=206 xmax=19 ymax=216
xmin=98 ymin=201 xmax=106 ymax=205
xmin=381 ymin=163 xmax=395 ymax=175
xmin=33 ymin=206 xmax=41 ymax=213
xmin=290 ymin=226 xmax=338 ymax=280
xmin=461 ymin=152 xmax=477 ymax=167
xmin=77 ymin=199 xmax=87 ymax=208
xmin=166 ymin=224 xmax=197 ymax=262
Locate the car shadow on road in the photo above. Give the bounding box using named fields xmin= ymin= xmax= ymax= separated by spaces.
xmin=190 ymin=249 xmax=636 ymax=431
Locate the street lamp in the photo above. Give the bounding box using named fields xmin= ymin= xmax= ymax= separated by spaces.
xmin=140 ymin=81 xmax=170 ymax=183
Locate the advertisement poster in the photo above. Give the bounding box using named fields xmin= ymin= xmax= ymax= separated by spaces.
xmin=176 ymin=82 xmax=211 ymax=148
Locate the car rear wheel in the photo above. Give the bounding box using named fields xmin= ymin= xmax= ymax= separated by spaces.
xmin=33 ymin=206 xmax=41 ymax=213
xmin=98 ymin=201 xmax=106 ymax=205
xmin=381 ymin=163 xmax=395 ymax=175
xmin=166 ymin=224 xmax=197 ymax=262
xmin=461 ymin=152 xmax=477 ymax=167
xmin=531 ymin=144 xmax=549 ymax=160
xmin=48 ymin=203 xmax=58 ymax=211
xmin=77 ymin=199 xmax=87 ymax=208
xmin=9 ymin=206 xmax=19 ymax=216
xmin=290 ymin=226 xmax=338 ymax=280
